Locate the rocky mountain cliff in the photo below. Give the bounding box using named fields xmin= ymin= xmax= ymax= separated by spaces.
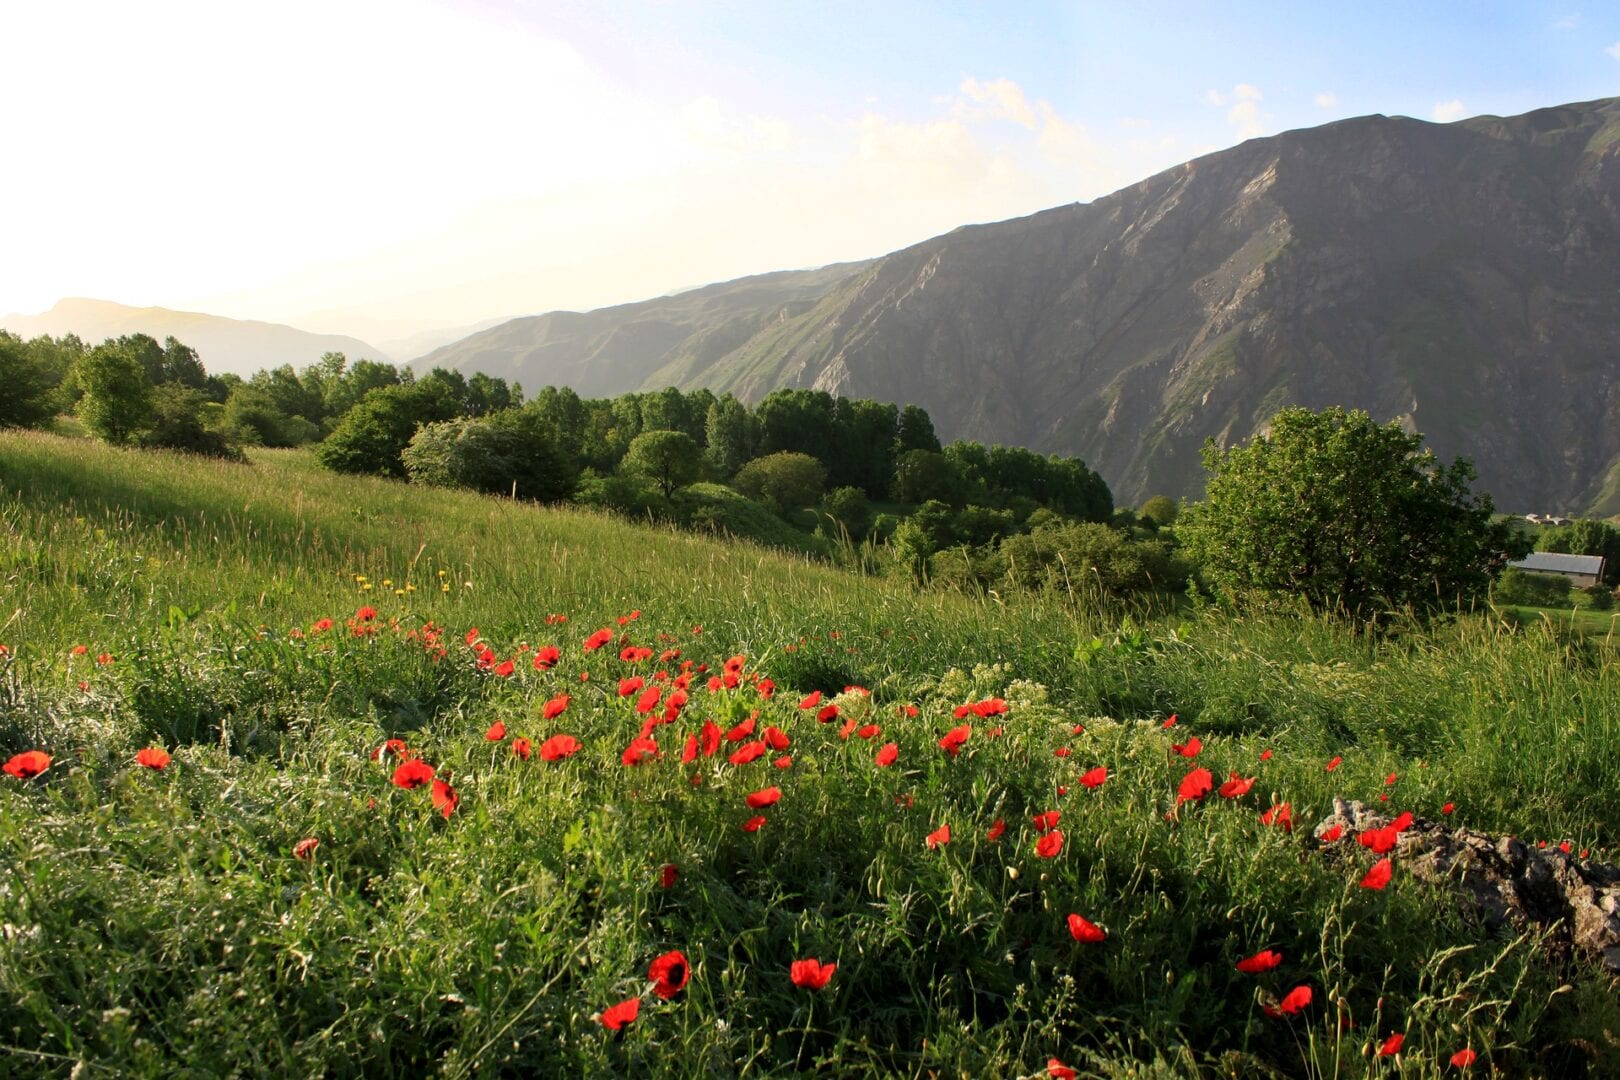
xmin=419 ymin=98 xmax=1620 ymax=513
xmin=1 ymin=299 xmax=391 ymax=378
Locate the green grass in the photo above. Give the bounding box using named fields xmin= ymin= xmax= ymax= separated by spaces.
xmin=2 ymin=430 xmax=1619 ymax=1077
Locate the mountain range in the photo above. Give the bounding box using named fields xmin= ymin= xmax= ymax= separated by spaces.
xmin=0 ymin=298 xmax=391 ymax=378
xmin=418 ymin=97 xmax=1620 ymax=515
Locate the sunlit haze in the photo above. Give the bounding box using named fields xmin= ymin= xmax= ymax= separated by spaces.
xmin=5 ymin=0 xmax=1617 ymax=342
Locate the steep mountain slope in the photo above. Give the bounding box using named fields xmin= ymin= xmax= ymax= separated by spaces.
xmin=424 ymin=99 xmax=1620 ymax=512
xmin=416 ymin=262 xmax=873 ymax=398
xmin=0 ymin=298 xmax=391 ymax=377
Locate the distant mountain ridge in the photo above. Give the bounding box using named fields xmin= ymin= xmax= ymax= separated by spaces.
xmin=1 ymin=298 xmax=391 ymax=378
xmin=420 ymin=97 xmax=1620 ymax=515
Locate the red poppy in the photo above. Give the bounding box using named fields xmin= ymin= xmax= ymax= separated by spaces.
xmin=1384 ymin=772 xmax=1398 ymax=786
xmin=1326 ymin=755 xmax=1343 ymax=772
xmin=1264 ymin=985 xmax=1312 ymax=1017
xmin=311 ymin=618 xmax=333 ymax=634
xmin=741 ymin=815 xmax=767 ymax=832
xmin=817 ymin=703 xmax=840 ymax=723
xmin=1259 ymin=802 xmax=1293 ymax=832
xmin=293 ymin=837 xmax=320 ymax=860
xmin=1218 ymin=773 xmax=1254 ymax=799
xmin=1032 ymin=810 xmax=1062 ymax=834
xmin=1259 ymin=748 xmax=1273 ymax=761
xmin=431 ymin=778 xmax=459 ymax=819
xmin=925 ymin=823 xmax=950 ymax=849
xmin=972 ymin=697 xmax=1008 ymax=717
xmin=583 ymin=628 xmax=614 ymax=652
xmin=1357 ymin=825 xmax=1399 ymax=854
xmin=855 ymin=724 xmax=880 ymax=740
xmin=1161 ymin=713 xmax=1178 ymax=728
xmin=773 ymin=754 xmax=792 ymax=769
xmin=728 ymin=741 xmax=767 ymax=765
xmin=1391 ymin=811 xmax=1414 ymax=832
xmin=371 ymin=738 xmax=410 ymax=761
xmin=134 ymin=747 xmax=172 ymax=770
xmin=1176 ymin=767 xmax=1214 ymax=805
xmin=542 ymin=694 xmax=570 ymax=720
xmin=1052 ymin=747 xmax=1072 ymax=758
xmin=1034 ymin=830 xmax=1064 ymax=858
xmin=699 ymin=719 xmax=722 ymax=757
xmin=532 ymin=645 xmax=560 ymax=670
xmin=485 ymin=721 xmax=507 ymax=741
xmin=1441 ymin=801 xmax=1455 ymax=815
xmin=789 ymin=958 xmax=836 ymax=990
xmin=1319 ymin=824 xmax=1344 ymax=842
xmin=1171 ymin=736 xmax=1202 ymax=758
xmin=762 ymin=725 xmax=790 ymax=750
xmin=1047 ymin=1060 xmax=1077 ymax=1080
xmin=1360 ymin=857 xmax=1393 ymax=890
xmin=392 ymin=760 xmax=436 ymax=789
xmin=622 ymin=736 xmax=658 ymax=766
xmin=681 ymin=734 xmax=699 ymax=763
xmin=618 ymin=676 xmax=645 ymax=698
xmin=938 ymin=724 xmax=971 ymax=756
xmin=875 ymin=742 xmax=899 ymax=767
xmin=1379 ymin=1033 xmax=1405 ymax=1057
xmin=726 ymin=716 xmax=757 ymax=741
xmin=659 ymin=863 xmax=678 ymax=888
xmin=513 ymin=737 xmax=533 ymax=761
xmin=647 ymin=950 xmax=690 ymax=999
xmin=493 ymin=659 xmax=516 ymax=678
xmin=600 ymin=997 xmax=639 ymax=1031
xmin=539 ymin=734 xmax=581 ymax=761
xmin=838 ymin=718 xmax=858 ymax=740
xmin=1449 ymin=1048 xmax=1477 ymax=1068
xmin=797 ymin=690 xmax=822 ymax=710
xmin=1066 ymin=913 xmax=1106 ymax=942
xmin=1236 ymin=949 xmax=1282 ymax=974
xmin=986 ymin=818 xmax=1006 ymax=842
xmin=745 ymin=786 xmax=782 ymax=809
xmin=899 ymin=704 xmax=919 ymax=718
xmin=3 ymin=750 xmax=51 ymax=780
xmin=1079 ymin=766 xmax=1108 ymax=789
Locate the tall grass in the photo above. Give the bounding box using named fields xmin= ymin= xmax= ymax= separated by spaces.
xmin=1 ymin=430 xmax=1617 ymax=1077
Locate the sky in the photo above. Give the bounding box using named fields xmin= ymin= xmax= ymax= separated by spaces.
xmin=4 ymin=0 xmax=1619 ymax=343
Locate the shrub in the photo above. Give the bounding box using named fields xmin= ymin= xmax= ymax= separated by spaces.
xmin=402 ymin=410 xmax=575 ymax=502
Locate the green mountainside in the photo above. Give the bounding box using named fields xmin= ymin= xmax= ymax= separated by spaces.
xmin=420 ymin=98 xmax=1620 ymax=513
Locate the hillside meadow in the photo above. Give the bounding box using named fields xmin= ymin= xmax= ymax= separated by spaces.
xmin=2 ymin=430 xmax=1619 ymax=1077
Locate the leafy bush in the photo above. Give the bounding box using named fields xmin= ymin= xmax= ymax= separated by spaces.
xmin=316 ymin=382 xmax=457 ymax=477
xmin=1493 ymin=567 xmax=1572 ymax=607
xmin=402 ymin=410 xmax=576 ymax=502
xmin=733 ymin=451 xmax=827 ymax=514
xmin=141 ymin=385 xmax=244 ymax=461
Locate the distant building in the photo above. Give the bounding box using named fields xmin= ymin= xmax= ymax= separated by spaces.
xmin=1508 ymin=552 xmax=1606 ymax=588
xmin=1522 ymin=514 xmax=1572 ymax=527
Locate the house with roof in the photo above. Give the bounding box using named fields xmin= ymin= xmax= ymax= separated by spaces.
xmin=1507 ymin=552 xmax=1607 ymax=588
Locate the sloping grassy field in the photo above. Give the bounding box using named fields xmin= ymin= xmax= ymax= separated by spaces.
xmin=2 ymin=431 xmax=1618 ymax=1078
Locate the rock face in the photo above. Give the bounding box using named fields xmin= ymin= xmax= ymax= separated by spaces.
xmin=424 ymin=98 xmax=1620 ymax=513
xmin=1319 ymin=799 xmax=1620 ymax=974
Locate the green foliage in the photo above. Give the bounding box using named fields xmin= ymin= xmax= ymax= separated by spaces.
xmin=1138 ymin=494 xmax=1179 ymax=528
xmin=818 ymin=486 xmax=873 ymax=541
xmin=141 ymin=385 xmax=244 ymax=460
xmin=316 ymin=382 xmax=458 ymax=477
xmin=733 ymin=451 xmax=827 ymax=513
xmin=675 ymin=482 xmax=832 ymax=557
xmin=76 ymin=340 xmax=154 ymax=444
xmin=0 ymin=331 xmax=65 ymax=429
xmin=1493 ymin=567 xmax=1572 ymax=607
xmin=622 ymin=429 xmax=703 ymax=499
xmin=704 ymin=393 xmax=758 ymax=479
xmin=402 ymin=409 xmax=576 ymax=502
xmin=1180 ymin=407 xmax=1513 ymax=626
xmin=222 ymin=384 xmax=320 ymax=447
xmin=2 ymin=431 xmax=1620 ymax=1076
xmin=893 ymin=448 xmax=960 ymax=504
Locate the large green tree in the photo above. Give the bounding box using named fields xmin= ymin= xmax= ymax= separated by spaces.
xmin=0 ymin=332 xmax=64 ymax=428
xmin=622 ymin=429 xmax=702 ymax=499
xmin=76 ymin=341 xmax=154 ymax=444
xmin=1179 ymin=407 xmax=1519 ymax=625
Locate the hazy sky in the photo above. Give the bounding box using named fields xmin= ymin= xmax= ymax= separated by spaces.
xmin=5 ymin=1 xmax=1618 ymax=341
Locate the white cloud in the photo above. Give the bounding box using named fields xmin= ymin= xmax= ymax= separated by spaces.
xmin=957 ymin=77 xmax=1039 ymax=129
xmin=1204 ymin=83 xmax=1267 ymax=139
xmin=1607 ymin=40 xmax=1620 ymax=60
xmin=1432 ymin=99 xmax=1468 ymax=122
xmin=1314 ymin=92 xmax=1339 ymax=109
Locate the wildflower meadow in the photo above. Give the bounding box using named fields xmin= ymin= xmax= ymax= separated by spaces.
xmin=2 ymin=430 xmax=1618 ymax=1077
